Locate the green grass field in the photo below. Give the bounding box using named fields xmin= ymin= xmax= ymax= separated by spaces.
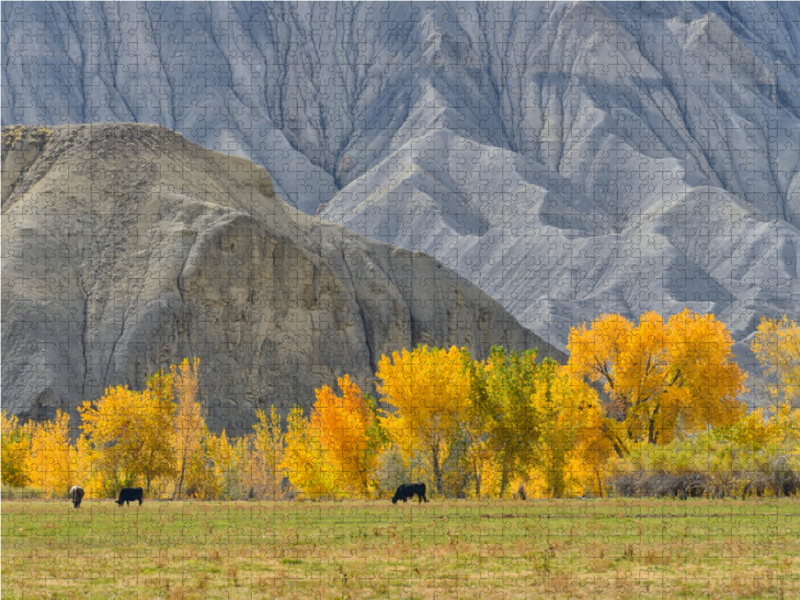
xmin=2 ymin=498 xmax=799 ymax=599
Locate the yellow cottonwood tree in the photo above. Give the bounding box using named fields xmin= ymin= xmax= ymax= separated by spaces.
xmin=25 ymin=410 xmax=76 ymax=497
xmin=181 ymin=443 xmax=217 ymax=500
xmin=567 ymin=309 xmax=747 ymax=450
xmin=203 ymin=429 xmax=247 ymax=500
xmin=79 ymin=371 xmax=177 ymax=496
xmin=377 ymin=345 xmax=473 ymax=495
xmin=1 ymin=411 xmax=30 ymax=489
xmin=311 ymin=375 xmax=381 ymax=498
xmin=527 ymin=362 xmax=606 ymax=498
xmin=727 ymin=408 xmax=779 ymax=448
xmin=281 ymin=407 xmax=334 ymax=499
xmin=770 ymin=400 xmax=800 ymax=443
xmin=251 ymin=406 xmax=286 ymax=500
xmin=74 ymin=433 xmax=104 ymax=499
xmin=752 ymin=315 xmax=800 ymax=404
xmin=171 ymin=357 xmax=207 ymax=499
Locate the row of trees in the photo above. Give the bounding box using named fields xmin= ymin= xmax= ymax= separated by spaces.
xmin=3 ymin=310 xmax=800 ymax=500
xmin=2 ymin=359 xmax=209 ymax=499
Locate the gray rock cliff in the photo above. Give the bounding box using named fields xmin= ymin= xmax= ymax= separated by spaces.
xmin=1 ymin=124 xmax=562 ymax=432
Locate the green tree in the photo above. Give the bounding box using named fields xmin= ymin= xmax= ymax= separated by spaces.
xmin=475 ymin=347 xmax=543 ymax=497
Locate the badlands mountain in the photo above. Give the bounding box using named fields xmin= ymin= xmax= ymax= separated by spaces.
xmin=1 ymin=124 xmax=561 ymax=431
xmin=4 ymin=2 xmax=800 ymax=383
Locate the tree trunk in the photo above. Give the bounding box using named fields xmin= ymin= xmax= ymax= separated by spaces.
xmin=173 ymin=443 xmax=190 ymax=500
xmin=174 ymin=457 xmax=187 ymax=500
xmin=595 ymin=467 xmax=604 ymax=498
xmin=500 ymin=467 xmax=509 ymax=499
xmin=647 ymin=405 xmax=661 ymax=444
xmin=432 ymin=441 xmax=443 ymax=495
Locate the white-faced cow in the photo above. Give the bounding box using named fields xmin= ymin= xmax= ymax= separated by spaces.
xmin=69 ymin=485 xmax=84 ymax=508
xmin=115 ymin=487 xmax=143 ymax=506
xmin=392 ymin=483 xmax=427 ymax=504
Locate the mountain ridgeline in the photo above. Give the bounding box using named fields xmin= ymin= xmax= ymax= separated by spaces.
xmin=1 ymin=124 xmax=562 ymax=431
xmin=5 ymin=1 xmax=800 ymax=400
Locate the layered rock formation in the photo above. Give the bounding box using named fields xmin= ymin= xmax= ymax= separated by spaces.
xmin=1 ymin=124 xmax=562 ymax=431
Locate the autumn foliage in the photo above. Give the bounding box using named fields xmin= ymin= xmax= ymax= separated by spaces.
xmin=1 ymin=412 xmax=30 ymax=489
xmin=4 ymin=309 xmax=800 ymax=501
xmin=250 ymin=406 xmax=285 ymax=500
xmin=752 ymin=314 xmax=800 ymax=404
xmin=78 ymin=372 xmax=177 ymax=496
xmin=567 ymin=310 xmax=747 ymax=450
xmin=171 ymin=358 xmax=207 ymax=499
xmin=311 ymin=375 xmax=382 ymax=497
xmin=283 ymin=375 xmax=383 ymax=499
xmin=26 ymin=410 xmax=75 ymax=496
xmin=377 ymin=346 xmax=473 ymax=495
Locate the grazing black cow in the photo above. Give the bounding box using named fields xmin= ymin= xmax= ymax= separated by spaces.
xmin=392 ymin=483 xmax=427 ymax=504
xmin=115 ymin=487 xmax=143 ymax=506
xmin=69 ymin=485 xmax=84 ymax=508
xmin=516 ymin=482 xmax=527 ymax=501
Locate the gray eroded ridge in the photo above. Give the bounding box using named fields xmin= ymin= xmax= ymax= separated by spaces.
xmin=1 ymin=124 xmax=561 ymax=431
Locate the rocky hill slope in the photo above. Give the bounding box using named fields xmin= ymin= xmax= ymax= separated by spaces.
xmin=1 ymin=124 xmax=561 ymax=431
xmin=5 ymin=2 xmax=800 ymax=383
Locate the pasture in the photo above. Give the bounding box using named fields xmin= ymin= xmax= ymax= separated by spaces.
xmin=2 ymin=498 xmax=799 ymax=599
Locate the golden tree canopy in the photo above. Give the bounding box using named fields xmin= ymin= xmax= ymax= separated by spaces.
xmin=171 ymin=357 xmax=207 ymax=499
xmin=78 ymin=371 xmax=178 ymax=493
xmin=281 ymin=406 xmax=333 ymax=499
xmin=311 ymin=374 xmax=380 ymax=498
xmin=567 ymin=309 xmax=746 ymax=446
xmin=752 ymin=314 xmax=800 ymax=403
xmin=1 ymin=411 xmax=30 ymax=489
xmin=25 ymin=410 xmax=75 ymax=497
xmin=377 ymin=345 xmax=475 ymax=493
xmin=251 ymin=406 xmax=286 ymax=500
xmin=526 ymin=362 xmax=606 ymax=498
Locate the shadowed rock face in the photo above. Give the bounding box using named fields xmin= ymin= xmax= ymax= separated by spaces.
xmin=1 ymin=124 xmax=562 ymax=432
